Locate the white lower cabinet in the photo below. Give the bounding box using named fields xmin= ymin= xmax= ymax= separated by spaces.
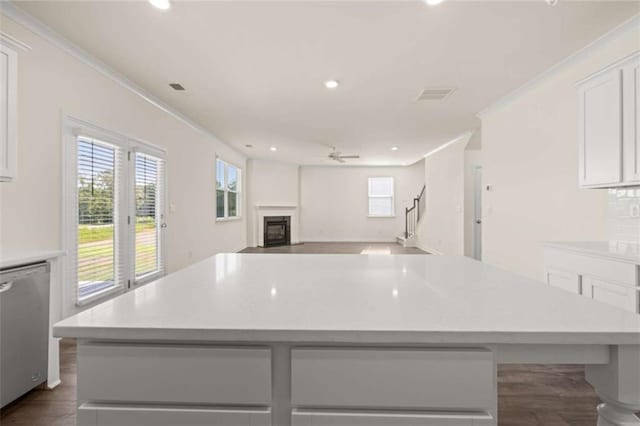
xmin=76 ymin=343 xmax=273 ymax=426
xmin=544 ymin=268 xmax=581 ymax=295
xmin=291 ymin=348 xmax=494 ymax=410
xmin=78 ymin=343 xmax=272 ymax=405
xmin=291 ymin=410 xmax=493 ymax=426
xmin=78 ymin=404 xmax=271 ymax=426
xmin=582 ymin=276 xmax=640 ymax=313
xmin=543 ymin=245 xmax=639 ymax=314
xmin=291 ymin=348 xmax=496 ymax=426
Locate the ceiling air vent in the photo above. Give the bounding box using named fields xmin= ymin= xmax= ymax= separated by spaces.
xmin=417 ymin=87 xmax=456 ymax=101
xmin=169 ymin=83 xmax=186 ymax=91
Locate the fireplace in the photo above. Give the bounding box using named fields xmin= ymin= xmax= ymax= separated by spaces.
xmin=263 ymin=216 xmax=291 ymax=247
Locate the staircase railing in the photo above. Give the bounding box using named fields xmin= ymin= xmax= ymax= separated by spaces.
xmin=405 ymin=185 xmax=426 ymax=239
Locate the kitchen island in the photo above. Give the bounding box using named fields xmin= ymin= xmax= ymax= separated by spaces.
xmin=54 ymin=254 xmax=640 ymax=426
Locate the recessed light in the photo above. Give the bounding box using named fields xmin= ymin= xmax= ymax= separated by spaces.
xmin=324 ymin=80 xmax=340 ymax=89
xmin=149 ymin=0 xmax=170 ymax=10
xmin=425 ymin=0 xmax=445 ymax=5
xmin=391 ymin=146 xmax=399 ymax=151
xmin=270 ymin=146 xmax=277 ymax=152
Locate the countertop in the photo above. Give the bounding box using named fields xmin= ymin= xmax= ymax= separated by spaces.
xmin=54 ymin=254 xmax=640 ymax=345
xmin=543 ymin=241 xmax=640 ymax=264
xmin=0 ymin=249 xmax=65 ymax=269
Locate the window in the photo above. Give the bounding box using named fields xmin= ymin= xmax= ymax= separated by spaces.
xmin=216 ymin=158 xmax=242 ymax=219
xmin=64 ymin=117 xmax=166 ymax=306
xmin=368 ymin=177 xmax=394 ymax=217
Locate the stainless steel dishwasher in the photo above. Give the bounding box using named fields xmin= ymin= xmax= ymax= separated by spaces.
xmin=0 ymin=261 xmax=50 ymax=407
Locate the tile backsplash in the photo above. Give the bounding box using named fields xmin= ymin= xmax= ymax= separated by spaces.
xmin=607 ymin=187 xmax=640 ymax=244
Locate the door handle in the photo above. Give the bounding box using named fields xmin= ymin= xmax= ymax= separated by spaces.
xmin=475 ymin=220 xmax=482 ymax=224
xmin=0 ymin=281 xmax=13 ymax=293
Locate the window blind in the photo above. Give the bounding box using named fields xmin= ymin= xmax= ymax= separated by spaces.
xmin=76 ymin=136 xmax=124 ymax=300
xmin=134 ymin=152 xmax=166 ymax=280
xmin=368 ymin=177 xmax=394 ymax=217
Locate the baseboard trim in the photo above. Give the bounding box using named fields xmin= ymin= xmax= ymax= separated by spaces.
xmin=417 ymin=244 xmax=444 ymax=255
xmin=302 ymin=239 xmax=398 ymax=244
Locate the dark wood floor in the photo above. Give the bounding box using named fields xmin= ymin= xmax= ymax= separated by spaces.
xmin=0 ymin=243 xmax=608 ymax=425
xmin=239 ymin=241 xmax=427 ymax=255
xmin=1 ymin=339 xmax=77 ymax=426
xmin=0 ymin=340 xmax=601 ymax=425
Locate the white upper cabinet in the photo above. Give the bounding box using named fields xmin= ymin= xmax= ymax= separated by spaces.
xmin=0 ymin=43 xmax=18 ymax=182
xmin=622 ymin=55 xmax=640 ymax=184
xmin=577 ymin=51 xmax=640 ymax=188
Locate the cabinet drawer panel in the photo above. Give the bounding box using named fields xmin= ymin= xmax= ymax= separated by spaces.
xmin=584 ymin=277 xmax=639 ymax=313
xmin=78 ymin=344 xmax=271 ymax=405
xmin=545 ymin=269 xmax=580 ymax=294
xmin=544 ymin=248 xmax=637 ymax=287
xmin=292 ymin=409 xmax=494 ymax=426
xmin=291 ymin=348 xmax=494 ymax=410
xmin=78 ymin=404 xmax=271 ymax=426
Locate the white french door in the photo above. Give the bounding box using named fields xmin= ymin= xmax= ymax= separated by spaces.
xmin=64 ymin=117 xmax=167 ymax=309
xmin=130 ymin=150 xmax=167 ymax=286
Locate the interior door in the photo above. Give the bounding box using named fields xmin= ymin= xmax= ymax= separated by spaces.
xmin=473 ymin=166 xmax=482 ymax=261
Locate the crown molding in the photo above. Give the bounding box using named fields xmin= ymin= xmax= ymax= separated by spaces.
xmin=423 ymin=130 xmax=473 ymax=159
xmin=0 ymin=30 xmax=31 ymax=51
xmin=477 ymin=13 xmax=640 ymax=120
xmin=1 ymin=1 xmax=245 ymax=159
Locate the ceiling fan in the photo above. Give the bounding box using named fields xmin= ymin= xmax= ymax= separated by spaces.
xmin=328 ymin=147 xmax=360 ymax=163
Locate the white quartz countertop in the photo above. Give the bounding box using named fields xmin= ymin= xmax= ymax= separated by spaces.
xmin=54 ymin=254 xmax=640 ymax=345
xmin=544 ymin=241 xmax=640 ymax=264
xmin=0 ymin=249 xmax=65 ymax=269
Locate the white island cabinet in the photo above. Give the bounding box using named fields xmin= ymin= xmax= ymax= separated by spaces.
xmin=544 ymin=242 xmax=639 ymax=314
xmin=54 ymin=254 xmax=640 ymax=426
xmin=577 ymin=51 xmax=640 ymax=188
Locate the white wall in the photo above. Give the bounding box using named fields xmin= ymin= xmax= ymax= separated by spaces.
xmin=480 ymin=25 xmax=639 ymax=280
xmin=300 ymin=162 xmax=424 ymax=242
xmin=416 ymin=134 xmax=470 ymax=255
xmin=0 ymin=16 xmax=246 ymax=278
xmin=246 ymin=159 xmax=300 ymax=247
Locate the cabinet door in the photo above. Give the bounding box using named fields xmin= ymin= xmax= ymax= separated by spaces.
xmin=291 ymin=348 xmax=494 ymax=411
xmin=292 ymin=410 xmax=494 ymax=426
xmin=623 ymin=55 xmax=640 ymax=183
xmin=582 ymin=276 xmax=639 ymax=314
xmin=545 ymin=268 xmax=581 ymax=295
xmin=78 ymin=343 xmax=272 ymax=405
xmin=78 ymin=404 xmax=271 ymax=426
xmin=0 ymin=44 xmax=17 ymax=182
xmin=578 ymin=67 xmax=623 ymax=187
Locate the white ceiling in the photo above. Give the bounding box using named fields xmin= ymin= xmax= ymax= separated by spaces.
xmin=14 ymin=1 xmax=640 ymax=165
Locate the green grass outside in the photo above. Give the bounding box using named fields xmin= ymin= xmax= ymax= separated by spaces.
xmin=78 ymin=219 xmax=158 ymax=283
xmin=79 ymin=220 xmax=155 ymax=244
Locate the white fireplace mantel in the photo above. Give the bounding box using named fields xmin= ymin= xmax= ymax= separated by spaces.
xmin=255 ymin=204 xmax=299 ymax=247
